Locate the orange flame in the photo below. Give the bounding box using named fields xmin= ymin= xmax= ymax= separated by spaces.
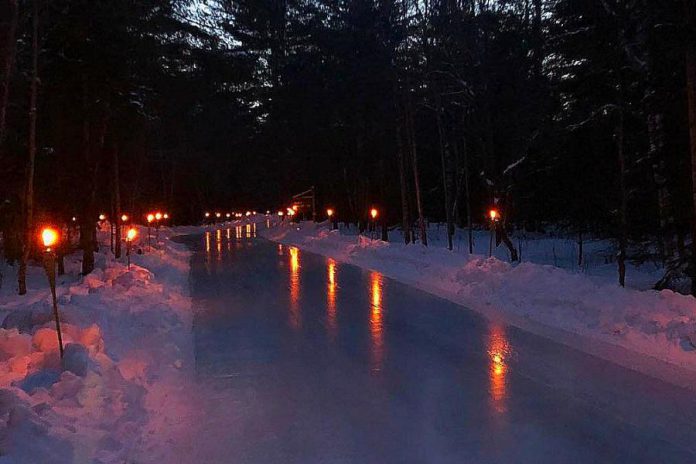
xmin=41 ymin=227 xmax=59 ymax=249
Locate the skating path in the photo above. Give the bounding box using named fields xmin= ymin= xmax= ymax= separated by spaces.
xmin=179 ymin=226 xmax=696 ymax=463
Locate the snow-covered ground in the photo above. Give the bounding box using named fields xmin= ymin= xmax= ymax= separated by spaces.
xmin=0 ymin=225 xmax=194 ymax=463
xmin=0 ymin=214 xmax=694 ymax=461
xmin=261 ymin=220 xmax=696 ymax=382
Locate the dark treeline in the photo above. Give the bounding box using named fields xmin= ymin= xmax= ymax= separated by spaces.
xmin=0 ymin=0 xmax=695 ymax=292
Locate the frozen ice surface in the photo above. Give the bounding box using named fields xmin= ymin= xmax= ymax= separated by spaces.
xmin=178 ymin=230 xmax=696 ymax=463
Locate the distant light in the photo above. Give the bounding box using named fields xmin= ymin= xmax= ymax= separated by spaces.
xmin=489 ymin=209 xmax=499 ymax=221
xmin=155 ymin=212 xmax=162 ymax=221
xmin=370 ymin=208 xmax=378 ymax=220
xmin=215 ymin=212 xmax=221 ymax=218
xmin=252 ymin=211 xmax=257 ymax=215
xmin=266 ymin=210 xmax=270 ymax=215
xmin=245 ymin=211 xmax=251 ymax=216
xmin=163 ymin=213 xmax=169 ymax=220
xmin=327 ymin=208 xmax=334 ymax=218
xmin=126 ymin=227 xmax=138 ymax=241
xmin=71 ymin=217 xmax=77 ymax=222
xmin=226 ymin=213 xmax=231 ymax=218
xmin=278 ymin=211 xmax=284 ymax=216
xmin=41 ymin=227 xmax=59 ymax=249
xmin=121 ymin=214 xmax=129 ymax=222
xmin=205 ymin=212 xmax=210 ymax=218
xmin=292 ymin=205 xmax=299 ymax=211
xmin=99 ymin=214 xmax=106 ymax=221
xmin=146 ymin=214 xmax=155 ymax=223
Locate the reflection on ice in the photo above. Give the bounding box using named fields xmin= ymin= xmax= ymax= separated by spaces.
xmin=327 ymin=258 xmax=338 ymax=340
xmin=370 ymin=271 xmax=384 ymax=374
xmin=289 ymin=247 xmax=301 ymax=330
xmin=487 ymin=323 xmax=511 ymax=414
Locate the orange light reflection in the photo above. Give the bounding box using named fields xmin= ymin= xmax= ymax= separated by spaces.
xmin=216 ymin=229 xmax=222 ymax=259
xmin=327 ymin=259 xmax=338 ymax=340
xmin=289 ymin=247 xmax=301 ymax=329
xmin=487 ymin=323 xmax=510 ymax=414
xmin=369 ymin=271 xmax=384 ymax=374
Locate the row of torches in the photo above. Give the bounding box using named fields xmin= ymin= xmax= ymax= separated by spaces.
xmin=202 ymin=206 xmax=380 ymax=221
xmin=47 ymin=211 xmax=172 ymax=252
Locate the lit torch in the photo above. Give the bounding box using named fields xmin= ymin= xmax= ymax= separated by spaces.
xmin=40 ymin=227 xmax=64 ymax=358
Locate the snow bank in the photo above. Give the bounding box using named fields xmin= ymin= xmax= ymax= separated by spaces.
xmin=262 ymin=221 xmax=696 ymax=379
xmin=0 ymin=225 xmax=194 ymax=463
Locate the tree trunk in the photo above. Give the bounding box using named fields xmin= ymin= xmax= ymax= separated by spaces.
xmin=396 ymin=106 xmax=411 ymax=244
xmin=406 ymin=94 xmax=427 ymax=246
xmin=0 ymin=0 xmax=18 ymax=148
xmin=434 ymin=89 xmax=454 ymax=251
xmin=80 ymin=75 xmax=95 ymax=275
xmin=462 ymin=135 xmax=473 ymax=254
xmin=616 ymin=104 xmax=628 ymax=287
xmin=112 ymin=143 xmax=121 ymax=258
xmin=497 ymin=224 xmax=519 ymax=262
xmin=18 ymin=0 xmax=39 ymax=296
xmin=687 ymin=0 xmax=696 ymax=294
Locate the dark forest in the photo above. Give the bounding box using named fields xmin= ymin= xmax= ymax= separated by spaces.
xmin=0 ymin=0 xmax=695 ymax=292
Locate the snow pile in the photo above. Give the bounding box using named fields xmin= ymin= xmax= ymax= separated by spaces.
xmin=0 ymin=225 xmax=194 ymax=463
xmin=262 ymin=221 xmax=696 ymax=374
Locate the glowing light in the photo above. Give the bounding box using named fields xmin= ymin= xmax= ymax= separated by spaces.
xmin=266 ymin=210 xmax=270 ymax=215
xmin=245 ymin=211 xmax=251 ymax=216
xmin=41 ymin=227 xmax=59 ymax=249
xmin=252 ymin=211 xmax=257 ymax=215
xmin=163 ymin=213 xmax=169 ymax=220
xmin=215 ymin=212 xmax=221 ymax=218
xmin=155 ymin=212 xmax=162 ymax=221
xmin=216 ymin=229 xmax=222 ymax=258
xmin=327 ymin=258 xmax=337 ymax=339
xmin=99 ymin=214 xmax=106 ymax=221
xmin=287 ymin=208 xmax=296 ymax=216
xmin=126 ymin=227 xmax=138 ymax=241
xmin=370 ymin=271 xmax=384 ymax=373
xmin=120 ymin=214 xmax=129 ymax=222
xmin=205 ymin=212 xmax=210 ymax=218
xmin=289 ymin=247 xmax=301 ymax=329
xmin=489 ymin=209 xmax=500 ymax=221
xmin=487 ymin=323 xmax=511 ymax=413
xmin=370 ymin=208 xmax=378 ymax=220
xmin=327 ymin=208 xmax=334 ymax=218
xmin=292 ymin=205 xmax=299 ymax=212
xmin=71 ymin=217 xmax=77 ymax=222
xmin=278 ymin=211 xmax=284 ymax=216
xmin=226 ymin=213 xmax=231 ymax=218
xmin=146 ymin=214 xmax=155 ymax=223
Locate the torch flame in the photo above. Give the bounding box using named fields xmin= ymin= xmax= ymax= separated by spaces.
xmin=41 ymin=227 xmax=59 ymax=249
